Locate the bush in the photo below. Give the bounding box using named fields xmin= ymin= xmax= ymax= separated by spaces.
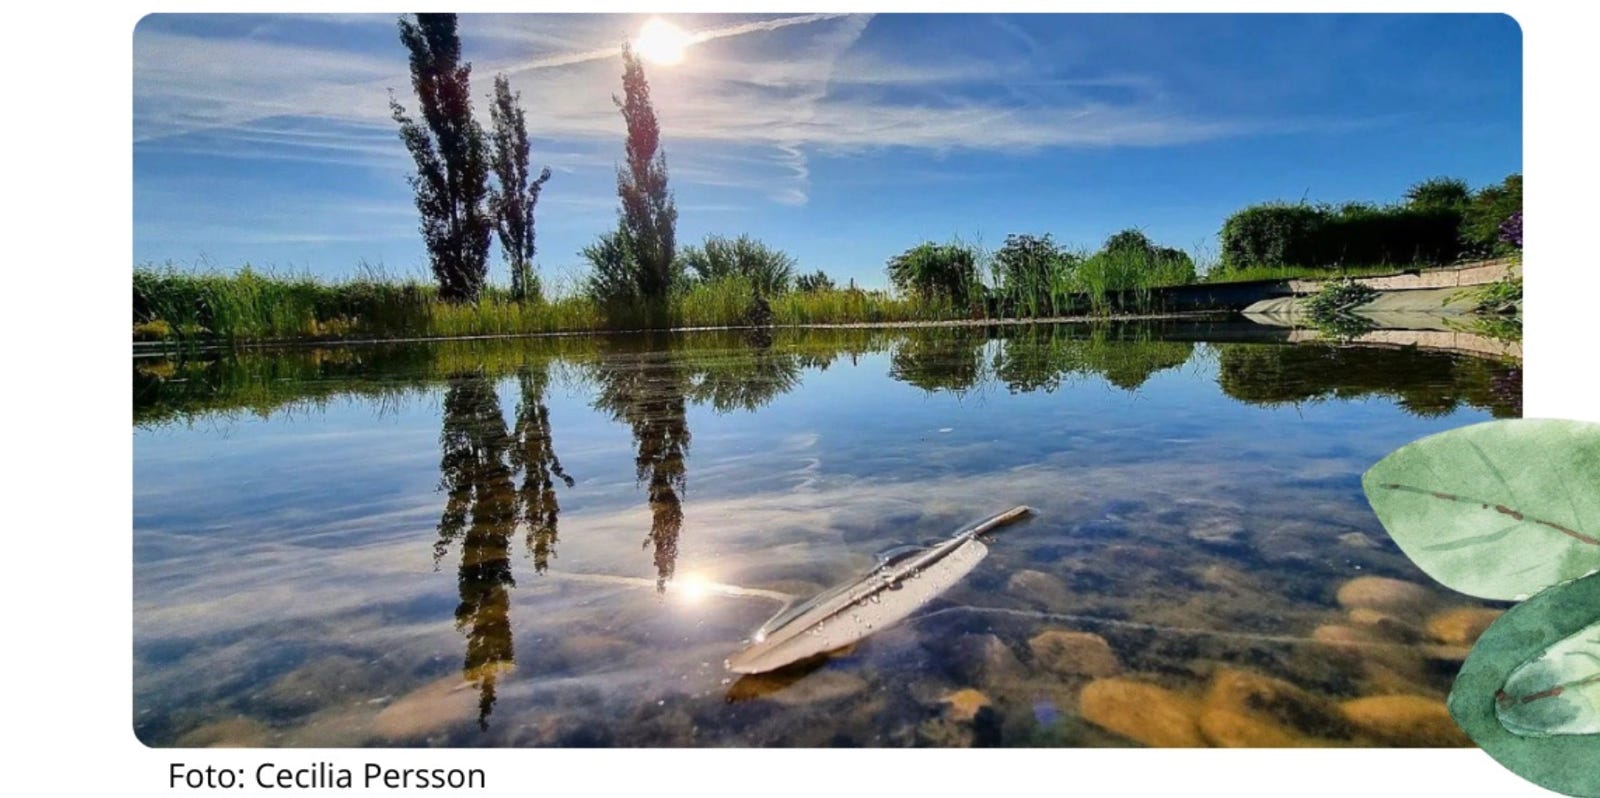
xmin=1462 ymin=174 xmax=1522 ymax=258
xmin=886 ymin=240 xmax=982 ymax=308
xmin=794 ymin=270 xmax=836 ymax=293
xmin=677 ymin=234 xmax=796 ymax=296
xmin=992 ymin=233 xmax=1080 ymax=317
xmin=1220 ymin=202 xmax=1461 ymax=271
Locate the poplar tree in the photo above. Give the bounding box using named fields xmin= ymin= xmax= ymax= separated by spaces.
xmin=488 ymin=75 xmax=551 ymax=303
xmin=390 ymin=13 xmax=493 ymax=301
xmin=613 ymin=43 xmax=678 ymax=300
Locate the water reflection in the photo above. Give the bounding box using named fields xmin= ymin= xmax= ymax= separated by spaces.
xmin=132 ymin=322 xmax=1527 ymax=747
xmin=592 ymin=338 xmax=693 ymax=590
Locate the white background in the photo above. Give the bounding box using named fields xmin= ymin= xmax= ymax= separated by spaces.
xmin=6 ymin=1 xmax=1593 ymax=796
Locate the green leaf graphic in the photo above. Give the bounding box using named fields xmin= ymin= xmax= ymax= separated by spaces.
xmin=1450 ymin=571 xmax=1600 ymax=798
xmin=1363 ymin=419 xmax=1600 ymax=601
xmin=1498 ymin=621 xmax=1600 ymax=737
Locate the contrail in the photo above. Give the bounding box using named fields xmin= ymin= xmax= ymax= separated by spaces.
xmin=499 ymin=12 xmax=861 ymax=73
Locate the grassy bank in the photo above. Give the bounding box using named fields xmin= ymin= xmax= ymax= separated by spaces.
xmin=133 ymin=266 xmax=1151 ymax=346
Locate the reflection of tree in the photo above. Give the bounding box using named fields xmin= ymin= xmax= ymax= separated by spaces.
xmin=434 ymin=372 xmax=517 ymax=730
xmin=592 ymin=340 xmax=693 ymax=591
xmin=986 ymin=325 xmax=1195 ymax=394
xmin=685 ymin=345 xmax=803 ymax=412
xmin=888 ymin=327 xmax=988 ymax=393
xmin=1215 ymin=343 xmax=1521 ymax=418
xmin=510 ymin=364 xmax=574 ymax=573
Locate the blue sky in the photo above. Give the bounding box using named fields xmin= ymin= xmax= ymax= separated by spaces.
xmin=133 ymin=13 xmax=1521 ymax=289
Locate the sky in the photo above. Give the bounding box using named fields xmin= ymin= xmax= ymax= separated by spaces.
xmin=132 ymin=13 xmax=1522 ymax=289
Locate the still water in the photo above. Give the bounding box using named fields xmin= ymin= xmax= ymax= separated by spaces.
xmin=133 ymin=322 xmax=1520 ymax=747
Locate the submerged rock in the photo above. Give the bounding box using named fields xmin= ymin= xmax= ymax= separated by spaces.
xmin=1425 ymin=607 xmax=1504 ymax=646
xmin=948 ymin=633 xmax=1028 ymax=688
xmin=1028 ymin=630 xmax=1120 ymax=679
xmin=175 ymin=715 xmax=274 ymax=747
xmin=760 ymin=670 xmax=869 ymax=706
xmin=1336 ymin=576 xmax=1438 ymax=616
xmin=1198 ymin=709 xmax=1301 ymax=748
xmin=1341 ymin=694 xmax=1471 ymax=747
xmin=940 ymin=688 xmax=992 ymax=722
xmin=371 ymin=676 xmax=479 ymax=741
xmin=1188 ymin=516 xmax=1248 ymax=549
xmin=1346 ymin=608 xmax=1425 ymax=644
xmin=1005 ymin=569 xmax=1071 ymax=609
xmin=1204 ymin=668 xmax=1355 ymax=740
xmin=1078 ymin=678 xmax=1205 ymax=748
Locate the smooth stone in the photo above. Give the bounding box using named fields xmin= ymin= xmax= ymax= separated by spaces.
xmin=1342 ymin=695 xmax=1472 ymax=747
xmin=1028 ymin=630 xmax=1120 ymax=679
xmin=175 ymin=716 xmax=274 ymax=747
xmin=762 ymin=671 xmax=868 ymax=706
xmin=1347 ymin=608 xmax=1425 ymax=644
xmin=371 ymin=676 xmax=479 ymax=740
xmin=1204 ymin=668 xmax=1355 ymax=739
xmin=941 ymin=688 xmax=992 ymax=722
xmin=1078 ymin=678 xmax=1206 ymax=748
xmin=1005 ymin=569 xmax=1071 ymax=608
xmin=1336 ymin=576 xmax=1438 ymax=616
xmin=1338 ymin=532 xmax=1380 ymax=549
xmin=1189 ymin=516 xmax=1248 ymax=548
xmin=1198 ymin=709 xmax=1301 ymax=748
xmin=1425 ymin=607 xmax=1505 ymax=646
xmin=949 ymin=633 xmax=1028 ymax=687
xmin=1197 ymin=564 xmax=1258 ymax=594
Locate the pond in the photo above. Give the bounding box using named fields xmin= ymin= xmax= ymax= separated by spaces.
xmin=132 ymin=321 xmax=1521 ymax=747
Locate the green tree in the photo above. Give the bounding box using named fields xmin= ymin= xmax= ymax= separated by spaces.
xmin=613 ymin=43 xmax=678 ymax=301
xmin=678 ymin=234 xmax=796 ymax=295
xmin=1404 ymin=177 xmax=1471 ymax=212
xmin=795 ymin=270 xmax=836 ymax=293
xmin=886 ymin=241 xmax=981 ymax=306
xmin=390 ymin=13 xmax=493 ymax=302
xmin=488 ymin=74 xmax=552 ymax=303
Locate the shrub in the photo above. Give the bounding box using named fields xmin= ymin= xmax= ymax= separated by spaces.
xmin=795 ymin=270 xmax=836 ymax=293
xmin=1404 ymin=177 xmax=1471 ymax=212
xmin=1220 ymin=202 xmax=1461 ymax=271
xmin=677 ymin=234 xmax=796 ymax=296
xmin=886 ymin=240 xmax=982 ymax=308
xmin=1462 ymin=174 xmax=1522 ymax=257
xmin=992 ymin=233 xmax=1079 ymax=317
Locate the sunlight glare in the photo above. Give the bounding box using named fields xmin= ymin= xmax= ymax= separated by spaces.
xmin=675 ymin=572 xmax=711 ymax=603
xmin=634 ymin=18 xmax=692 ymax=65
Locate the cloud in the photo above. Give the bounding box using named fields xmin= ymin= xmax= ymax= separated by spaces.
xmin=133 ymin=13 xmax=1285 ymax=209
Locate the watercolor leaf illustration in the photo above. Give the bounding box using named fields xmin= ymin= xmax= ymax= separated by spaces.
xmin=1449 ymin=571 xmax=1600 ymax=798
xmin=1362 ymin=419 xmax=1600 ymax=601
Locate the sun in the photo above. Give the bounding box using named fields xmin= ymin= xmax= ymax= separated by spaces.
xmin=634 ymin=17 xmax=692 ymax=65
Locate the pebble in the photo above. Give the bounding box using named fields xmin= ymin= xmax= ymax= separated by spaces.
xmin=1425 ymin=607 xmax=1504 ymax=646
xmin=1336 ymin=576 xmax=1438 ymax=616
xmin=1342 ymin=694 xmax=1471 ymax=747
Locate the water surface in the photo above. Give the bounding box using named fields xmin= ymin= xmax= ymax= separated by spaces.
xmin=133 ymin=321 xmax=1520 ymax=747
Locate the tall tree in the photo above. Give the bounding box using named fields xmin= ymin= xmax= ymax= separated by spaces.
xmin=488 ymin=75 xmax=552 ymax=303
xmin=613 ymin=43 xmax=678 ymax=300
xmin=390 ymin=13 xmax=493 ymax=302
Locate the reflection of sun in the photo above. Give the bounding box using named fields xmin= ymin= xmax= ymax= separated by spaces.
xmin=634 ymin=17 xmax=692 ymax=65
xmin=675 ymin=572 xmax=710 ymax=603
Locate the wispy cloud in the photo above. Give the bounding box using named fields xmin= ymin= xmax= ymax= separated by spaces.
xmin=133 ymin=13 xmax=1287 ymax=209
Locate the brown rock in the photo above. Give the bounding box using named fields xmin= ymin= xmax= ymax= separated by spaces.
xmin=1336 ymin=576 xmax=1438 ymax=616
xmin=1425 ymin=607 xmax=1504 ymax=646
xmin=175 ymin=716 xmax=274 ymax=747
xmin=941 ymin=688 xmax=992 ymax=722
xmin=949 ymin=633 xmax=1028 ymax=687
xmin=1198 ymin=710 xmax=1301 ymax=748
xmin=1342 ymin=695 xmax=1471 ymax=747
xmin=1028 ymin=630 xmax=1121 ymax=678
xmin=372 ymin=676 xmax=478 ymax=741
xmin=1005 ymin=569 xmax=1072 ymax=608
xmin=1204 ymin=668 xmax=1355 ymax=739
xmin=1347 ymin=608 xmax=1425 ymax=643
xmin=1078 ymin=678 xmax=1205 ymax=747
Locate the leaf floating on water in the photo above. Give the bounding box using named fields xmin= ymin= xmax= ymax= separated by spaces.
xmin=1450 ymin=571 xmax=1600 ymax=798
xmin=1362 ymin=419 xmax=1600 ymax=601
xmin=726 ymin=506 xmax=1033 ymax=675
xmin=1497 ymin=621 xmax=1600 ymax=738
